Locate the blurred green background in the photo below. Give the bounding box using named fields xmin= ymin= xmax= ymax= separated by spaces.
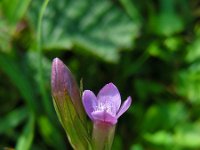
xmin=0 ymin=0 xmax=200 ymax=150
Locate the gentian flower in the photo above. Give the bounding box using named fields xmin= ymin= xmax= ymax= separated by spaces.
xmin=82 ymin=83 xmax=132 ymax=125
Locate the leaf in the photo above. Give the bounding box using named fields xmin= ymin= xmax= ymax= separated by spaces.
xmin=164 ymin=36 xmax=182 ymax=52
xmin=0 ymin=18 xmax=12 ymax=52
xmin=141 ymin=103 xmax=187 ymax=132
xmin=130 ymin=144 xmax=144 ymax=150
xmin=0 ymin=0 xmax=31 ymax=26
xmin=110 ymin=135 xmax=122 ymax=150
xmin=134 ymin=79 xmax=165 ymax=101
xmin=149 ymin=0 xmax=184 ymax=36
xmin=38 ymin=116 xmax=66 ymax=150
xmin=0 ymin=0 xmax=32 ymax=52
xmin=52 ymin=96 xmax=92 ymax=149
xmin=0 ymin=107 xmax=27 ymax=134
xmin=186 ymin=36 xmax=200 ymax=62
xmin=144 ymin=130 xmax=173 ymax=146
xmin=26 ymin=51 xmax=51 ymax=86
xmin=144 ymin=122 xmax=200 ymax=149
xmin=0 ymin=53 xmax=37 ymax=111
xmin=147 ymin=41 xmax=172 ymax=61
xmin=25 ymin=51 xmax=54 ymax=116
xmin=28 ymin=0 xmax=139 ymax=62
xmin=15 ymin=115 xmax=35 ymax=150
xmin=174 ymin=123 xmax=200 ymax=148
xmin=119 ymin=0 xmax=141 ymax=23
xmin=176 ymin=63 xmax=200 ymax=105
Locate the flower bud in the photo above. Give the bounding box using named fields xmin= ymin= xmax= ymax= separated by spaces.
xmin=51 ymin=58 xmax=86 ymax=120
xmin=51 ymin=58 xmax=91 ymax=149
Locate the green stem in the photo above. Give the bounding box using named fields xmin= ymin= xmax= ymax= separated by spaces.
xmin=36 ymin=0 xmax=52 ymax=116
xmin=92 ymin=122 xmax=116 ymax=150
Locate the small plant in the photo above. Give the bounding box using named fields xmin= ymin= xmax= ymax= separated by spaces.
xmin=51 ymin=58 xmax=132 ymax=150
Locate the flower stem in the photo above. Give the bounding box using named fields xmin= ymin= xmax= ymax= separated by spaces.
xmin=37 ymin=0 xmax=53 ymax=117
xmin=92 ymin=122 xmax=115 ymax=150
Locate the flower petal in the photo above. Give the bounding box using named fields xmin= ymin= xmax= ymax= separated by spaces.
xmin=82 ymin=90 xmax=97 ymax=120
xmin=91 ymin=111 xmax=117 ymax=125
xmin=116 ymin=96 xmax=132 ymax=118
xmin=97 ymin=83 xmax=121 ymax=114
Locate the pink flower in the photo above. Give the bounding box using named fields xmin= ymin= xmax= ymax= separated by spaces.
xmin=82 ymin=83 xmax=132 ymax=125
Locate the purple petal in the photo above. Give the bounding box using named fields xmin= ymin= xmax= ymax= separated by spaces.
xmin=82 ymin=90 xmax=97 ymax=120
xmin=91 ymin=111 xmax=117 ymax=125
xmin=116 ymin=96 xmax=132 ymax=118
xmin=97 ymin=83 xmax=121 ymax=114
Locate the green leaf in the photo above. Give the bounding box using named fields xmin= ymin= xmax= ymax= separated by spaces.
xmin=151 ymin=13 xmax=183 ymax=36
xmin=28 ymin=0 xmax=139 ymax=62
xmin=0 ymin=53 xmax=37 ymax=111
xmin=16 ymin=115 xmax=35 ymax=150
xmin=0 ymin=0 xmax=31 ymax=51
xmin=176 ymin=63 xmax=200 ymax=105
xmin=119 ymin=0 xmax=141 ymax=22
xmin=174 ymin=123 xmax=200 ymax=148
xmin=134 ymin=79 xmax=165 ymax=101
xmin=0 ymin=107 xmax=27 ymax=134
xmin=144 ymin=130 xmax=173 ymax=146
xmin=149 ymin=0 xmax=184 ymax=36
xmin=53 ymin=96 xmax=92 ymax=149
xmin=186 ymin=36 xmax=200 ymax=62
xmin=26 ymin=51 xmax=53 ymax=116
xmin=130 ymin=144 xmax=144 ymax=150
xmin=0 ymin=0 xmax=31 ymax=26
xmin=112 ymin=135 xmax=122 ymax=150
xmin=141 ymin=103 xmax=187 ymax=132
xmin=38 ymin=116 xmax=66 ymax=150
xmin=164 ymin=36 xmax=182 ymax=52
xmin=144 ymin=122 xmax=200 ymax=149
xmin=0 ymin=18 xmax=12 ymax=52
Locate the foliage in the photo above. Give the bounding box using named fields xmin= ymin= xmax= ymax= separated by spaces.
xmin=0 ymin=0 xmax=200 ymax=149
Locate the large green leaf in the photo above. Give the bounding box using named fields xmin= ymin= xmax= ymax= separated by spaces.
xmin=28 ymin=0 xmax=139 ymax=62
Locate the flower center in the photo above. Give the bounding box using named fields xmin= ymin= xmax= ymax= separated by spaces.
xmin=94 ymin=102 xmax=115 ymax=115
